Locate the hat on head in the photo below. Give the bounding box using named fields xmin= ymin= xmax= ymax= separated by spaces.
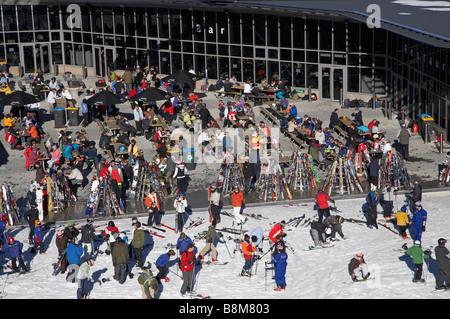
xmin=415 ymin=201 xmax=422 ymax=207
xmin=401 ymin=205 xmax=407 ymax=212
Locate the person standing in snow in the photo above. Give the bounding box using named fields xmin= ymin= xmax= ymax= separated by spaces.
xmin=241 ymin=234 xmax=257 ymax=277
xmin=269 ymin=220 xmax=286 ymax=244
xmin=198 ymin=219 xmax=223 ymax=262
xmin=267 ymin=242 xmax=288 ymax=291
xmin=180 ymin=243 xmax=196 ymax=296
xmin=174 ymin=192 xmax=188 ymax=233
xmin=409 ymin=180 xmax=422 ymax=213
xmin=155 ymin=249 xmax=176 ymax=284
xmin=349 ymin=253 xmax=370 ymax=282
xmin=315 ymin=189 xmax=333 ymax=223
xmin=138 ymin=267 xmax=160 ymax=299
xmin=434 ymin=238 xmax=450 ymax=290
xmin=111 ymin=235 xmax=129 ymax=284
xmin=76 ymin=259 xmax=94 ymax=299
xmin=209 ymin=185 xmax=221 ymax=224
xmin=30 ymin=220 xmax=44 ymax=254
xmin=405 ymin=240 xmax=430 ymax=283
xmin=173 ymin=161 xmax=188 ymax=194
xmin=131 ymin=221 xmax=146 ymax=268
xmin=411 ymin=202 xmax=427 ymax=243
xmin=102 ymin=221 xmax=119 ymax=255
xmin=232 ymin=186 xmax=246 ymax=226
xmin=80 ymin=219 xmax=96 ymax=260
xmin=365 ymin=189 xmax=380 ymax=229
xmin=395 ymin=205 xmax=411 ymax=239
xmin=1 ymin=237 xmax=28 ymax=274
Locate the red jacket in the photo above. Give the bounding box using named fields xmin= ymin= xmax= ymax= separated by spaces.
xmin=180 ymin=250 xmax=195 ymax=272
xmin=269 ymin=223 xmax=284 ymax=243
xmin=232 ymin=191 xmax=244 ymax=207
xmin=315 ymin=191 xmax=330 ymax=209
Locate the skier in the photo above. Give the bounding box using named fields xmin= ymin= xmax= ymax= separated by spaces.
xmin=180 ymin=243 xmax=196 ymax=297
xmin=232 ymin=186 xmax=246 ymax=226
xmin=1 ymin=237 xmax=28 ymax=274
xmin=395 ymin=205 xmax=411 ymax=239
xmin=368 ymin=157 xmax=380 ymax=190
xmin=131 ymin=221 xmax=146 ymax=268
xmin=111 ymin=235 xmax=129 ymax=284
xmin=249 ymin=227 xmax=264 ymax=251
xmin=177 ymin=232 xmax=194 ymax=255
xmin=380 ymin=181 xmax=395 ymax=219
xmin=266 ymin=242 xmax=288 ymax=291
xmin=434 ymin=238 xmax=450 ymax=290
xmin=155 ymin=249 xmax=176 ymax=284
xmin=145 ymin=188 xmax=161 ymax=226
xmin=173 ymin=192 xmax=188 ymax=233
xmin=405 ymin=240 xmax=430 ymax=283
xmin=269 ymin=220 xmax=286 ymax=244
xmin=63 ymin=221 xmax=80 ymax=243
xmin=173 ymin=161 xmax=188 ymax=194
xmin=66 ymin=239 xmax=83 ymax=266
xmin=76 ymin=258 xmax=94 ymax=299
xmin=315 ymin=189 xmax=333 ymax=223
xmin=30 ymin=220 xmax=44 ymax=254
xmin=349 ymin=253 xmax=370 ymax=282
xmin=0 ymin=216 xmax=7 ymax=246
xmin=102 ymin=221 xmax=120 ymax=255
xmin=241 ymin=234 xmax=257 ymax=276
xmin=411 ymin=202 xmax=427 ymax=243
xmin=409 ymin=180 xmax=422 ymax=213
xmin=138 ymin=267 xmax=159 ymax=299
xmin=365 ymin=189 xmax=380 ymax=229
xmin=198 ymin=219 xmax=223 ymax=262
xmin=309 ymin=221 xmax=332 ymax=249
xmin=80 ymin=218 xmax=96 ymax=260
xmin=209 ymin=185 xmax=221 ymax=224
xmin=23 ymin=203 xmax=39 ymax=244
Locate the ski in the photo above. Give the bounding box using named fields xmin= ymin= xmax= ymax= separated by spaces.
xmin=217 ymin=227 xmax=247 ymax=235
xmin=201 ymin=261 xmax=228 ymax=266
xmin=143 ymin=229 xmax=166 ymax=238
xmin=143 ymin=223 xmax=166 ymax=232
xmin=377 ymin=222 xmax=398 ymax=234
xmin=241 ymin=212 xmax=268 ymax=220
xmin=159 ymin=223 xmax=176 ymax=233
xmin=304 ymin=245 xmax=335 ymax=251
xmin=185 ymin=218 xmax=206 ymax=229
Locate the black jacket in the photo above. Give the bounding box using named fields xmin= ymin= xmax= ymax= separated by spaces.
xmin=435 ymin=245 xmax=450 ymax=270
xmin=23 ymin=208 xmax=39 ymax=226
xmin=81 ymin=224 xmax=96 ymax=244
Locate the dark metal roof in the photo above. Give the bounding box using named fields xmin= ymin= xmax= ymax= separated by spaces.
xmin=4 ymin=0 xmax=450 ymax=47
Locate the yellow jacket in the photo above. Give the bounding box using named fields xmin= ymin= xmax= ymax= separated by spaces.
xmin=395 ymin=211 xmax=409 ymax=226
xmin=0 ymin=85 xmax=12 ymax=95
xmin=2 ymin=116 xmax=14 ymax=128
xmin=128 ymin=144 xmax=139 ymax=157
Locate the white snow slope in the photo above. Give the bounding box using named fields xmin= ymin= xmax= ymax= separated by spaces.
xmin=1 ymin=190 xmax=449 ymax=300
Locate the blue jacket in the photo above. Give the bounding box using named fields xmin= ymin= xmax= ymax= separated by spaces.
xmin=0 ymin=221 xmax=6 ymax=234
xmin=34 ymin=226 xmax=43 ymax=243
xmin=412 ymin=208 xmax=427 ymax=227
xmin=176 ymin=237 xmax=193 ymax=253
xmin=268 ymin=251 xmax=288 ymax=273
xmin=1 ymin=241 xmax=24 ymax=258
xmin=366 ymin=191 xmax=380 ymax=207
xmin=289 ymin=106 xmax=297 ymax=118
xmin=66 ymin=243 xmax=83 ymax=265
xmin=155 ymin=253 xmax=170 ymax=267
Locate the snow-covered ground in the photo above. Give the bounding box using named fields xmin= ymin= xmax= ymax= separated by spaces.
xmin=1 ymin=190 xmax=449 ymax=300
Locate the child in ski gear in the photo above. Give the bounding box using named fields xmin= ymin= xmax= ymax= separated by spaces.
xmin=31 ymin=220 xmax=44 ymax=254
xmin=180 ymin=243 xmax=196 ymax=296
xmin=349 ymin=253 xmax=370 ymax=282
xmin=241 ymin=234 xmax=257 ymax=276
xmin=145 ymin=189 xmax=160 ymax=226
xmin=411 ymin=202 xmax=427 ymax=243
xmin=155 ymin=250 xmax=176 ymax=283
xmin=267 ymin=243 xmax=288 ymax=291
xmin=76 ymin=259 xmax=94 ymax=299
xmin=198 ymin=219 xmax=223 ymax=262
xmin=1 ymin=237 xmax=28 ymax=274
xmin=232 ymin=186 xmax=246 ymax=226
xmin=434 ymin=238 xmax=450 ymax=290
xmin=174 ymin=192 xmax=188 ymax=233
xmin=406 ymin=240 xmax=430 ymax=283
xmin=103 ymin=221 xmax=119 ymax=255
xmin=138 ymin=267 xmax=159 ymax=299
xmin=395 ymin=205 xmax=411 ymax=239
xmin=131 ymin=221 xmax=146 ymax=268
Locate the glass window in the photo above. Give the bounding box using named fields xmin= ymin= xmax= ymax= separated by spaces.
xmin=33 ymin=6 xmax=49 ymax=30
xmin=306 ymin=64 xmax=318 ymax=89
xmin=360 ymin=24 xmax=373 ymax=54
xmin=268 ymin=49 xmax=278 ymax=60
xmin=254 ymin=14 xmax=266 ymax=46
xmin=280 ymin=17 xmax=291 ymax=48
xmin=160 ymin=52 xmax=171 ymax=74
xmin=193 ymin=11 xmax=204 ymax=42
xmin=3 ymin=6 xmax=17 ymax=31
xmin=126 ymin=49 xmax=137 ymax=68
xmin=206 ymin=44 xmax=216 ymax=55
xmin=319 ymin=52 xmax=332 ymax=64
xmin=360 ymin=68 xmax=373 ymax=93
xmin=81 ymin=6 xmax=91 ymax=32
xmin=280 ymin=62 xmax=292 ymax=85
xmin=293 ymin=50 xmax=304 ymax=62
xmin=18 ymin=6 xmax=33 ymax=31
xmin=374 ymin=68 xmax=386 ymax=94
xmin=268 ymin=61 xmax=279 ymax=82
xmin=230 ymin=46 xmax=240 ymax=57
xmin=181 ymin=10 xmax=192 ymax=40
xmin=49 ymin=6 xmax=60 ymax=30
xmin=207 ymin=56 xmax=217 ymax=80
xmin=217 ymin=12 xmax=228 ymax=44
xmin=170 ymin=9 xmax=181 ymax=40
xmin=243 ymin=59 xmax=254 ymax=82
xmin=229 ymin=12 xmax=240 ymax=44
xmin=136 ymin=10 xmax=146 ymax=37
xmin=219 ymin=56 xmax=229 ymax=79
xmin=218 ymin=45 xmax=229 ymax=56
xmin=305 ymin=19 xmax=318 ymax=50
xmin=103 ymin=9 xmax=114 ymax=34
xmin=73 ymin=32 xmax=82 ymax=43
xmin=147 ymin=8 xmax=158 ymax=38
xmin=64 ymin=43 xmax=73 ymax=65
xmin=5 ymin=33 xmax=18 ymax=44
xmin=125 ymin=8 xmax=135 ymax=36
xmin=361 ymin=54 xmax=372 ymax=67
xmin=333 ymin=21 xmax=346 ymax=52
xmin=183 ymin=42 xmax=193 ymax=53
xmin=319 ymin=20 xmax=332 ymax=51
xmin=6 ymin=45 xmax=20 ymax=66
xmin=242 ymin=13 xmax=253 ymax=45
xmin=205 ymin=10 xmax=216 ymax=42
xmin=19 ymin=32 xmax=34 ymax=42
xmin=231 ymin=58 xmax=242 ymax=81
xmin=195 ymin=43 xmax=205 ymax=54
xmin=126 ymin=36 xmax=136 ymax=48
xmin=293 ymin=18 xmax=304 ymax=49
xmin=306 ymin=51 xmax=318 ymax=63
xmin=294 ymin=63 xmax=305 ymax=87
xmin=115 ymin=36 xmax=124 ymax=47
xmin=243 ymin=46 xmax=253 ymax=58
xmin=116 ymin=48 xmax=126 ymax=70
xmin=333 ymin=53 xmax=346 ymax=65
xmin=267 ymin=15 xmax=278 ymax=47
xmin=52 ymin=32 xmax=60 ymax=41
xmin=255 ymin=60 xmax=266 ymax=82
xmin=348 ymin=67 xmax=359 ymax=92
xmin=91 ymin=7 xmax=102 ymax=33
xmin=172 ymin=52 xmax=182 ymax=72
xmin=194 ymin=54 xmax=204 ymax=76
xmin=255 ymin=48 xmax=265 ymax=58
xmin=158 ymin=8 xmax=169 ymax=38
xmin=74 ymin=44 xmax=83 ymax=66
xmin=280 ymin=49 xmax=292 ymax=61
xmin=348 ymin=22 xmax=359 ymax=53
xmin=374 ymin=28 xmax=386 ymax=54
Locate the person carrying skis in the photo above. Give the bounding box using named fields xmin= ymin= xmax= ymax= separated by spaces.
xmin=80 ymin=218 xmax=96 ymax=260
xmin=180 ymin=243 xmax=196 ymax=297
xmin=30 ymin=220 xmax=44 ymax=254
xmin=411 ymin=202 xmax=427 ymax=243
xmin=1 ymin=237 xmax=28 ymax=274
xmin=315 ymin=189 xmax=333 ymax=223
xmin=232 ymin=186 xmax=246 ymax=226
xmin=138 ymin=267 xmax=160 ymax=299
xmin=145 ymin=189 xmax=161 ymax=226
xmin=198 ymin=219 xmax=223 ymax=262
xmin=365 ymin=189 xmax=380 ymax=229
xmin=434 ymin=238 xmax=450 ymax=290
xmin=76 ymin=258 xmax=94 ymax=299
xmin=241 ymin=234 xmax=257 ymax=277
xmin=174 ymin=192 xmax=188 ymax=233
xmin=155 ymin=249 xmax=176 ymax=284
xmin=349 ymin=253 xmax=370 ymax=282
xmin=266 ymin=242 xmax=288 ymax=291
xmin=395 ymin=205 xmax=411 ymax=239
xmin=131 ymin=221 xmax=146 ymax=268
xmin=405 ymin=240 xmax=430 ymax=283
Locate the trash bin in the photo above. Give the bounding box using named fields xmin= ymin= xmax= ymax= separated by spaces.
xmin=53 ymin=107 xmax=66 ymax=128
xmin=67 ymin=107 xmax=80 ymax=126
xmin=182 ymin=148 xmax=196 ymax=170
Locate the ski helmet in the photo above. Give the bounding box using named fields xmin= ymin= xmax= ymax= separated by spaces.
xmin=179 ymin=192 xmax=184 ymax=196
xmin=134 ymin=221 xmax=141 ymax=228
xmin=325 ymin=227 xmax=332 ymax=235
xmin=401 ymin=205 xmax=407 ymax=212
xmin=356 ymin=253 xmax=364 ymax=258
xmin=438 ymin=238 xmax=447 ymax=246
xmin=414 ymin=240 xmax=421 ymax=246
xmin=108 ymin=221 xmax=115 ymax=228
xmin=7 ymin=237 xmax=14 ymax=244
xmin=1 ymin=215 xmax=8 ymax=222
xmin=35 ymin=220 xmax=41 ymax=227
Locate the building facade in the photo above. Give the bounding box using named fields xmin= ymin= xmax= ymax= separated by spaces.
xmin=0 ymin=1 xmax=448 ymax=135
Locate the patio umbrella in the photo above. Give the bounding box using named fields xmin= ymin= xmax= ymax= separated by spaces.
xmin=0 ymin=91 xmax=40 ymax=118
xmin=161 ymin=70 xmax=201 ymax=92
xmin=130 ymin=87 xmax=170 ymax=103
xmin=84 ymin=90 xmax=127 ymax=119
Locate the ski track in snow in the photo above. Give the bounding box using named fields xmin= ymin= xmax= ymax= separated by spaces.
xmin=1 ymin=191 xmax=450 ymax=299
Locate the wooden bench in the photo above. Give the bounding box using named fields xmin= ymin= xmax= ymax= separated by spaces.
xmin=156 ymin=115 xmax=170 ymax=131
xmin=333 ymin=125 xmax=348 ymax=139
xmin=244 ymin=94 xmax=275 ymax=102
xmin=259 ymin=107 xmax=279 ymax=126
xmin=284 ymin=131 xmax=307 ymax=148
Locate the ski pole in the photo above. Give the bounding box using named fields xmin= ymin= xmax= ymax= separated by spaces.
xmin=222 ymin=237 xmax=233 ymax=259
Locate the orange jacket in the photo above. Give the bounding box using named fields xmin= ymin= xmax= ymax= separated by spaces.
xmin=27 ymin=125 xmax=38 ymax=139
xmin=241 ymin=240 xmax=256 ymax=260
xmin=232 ymin=191 xmax=244 ymax=207
xmin=145 ymin=193 xmax=160 ymax=210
